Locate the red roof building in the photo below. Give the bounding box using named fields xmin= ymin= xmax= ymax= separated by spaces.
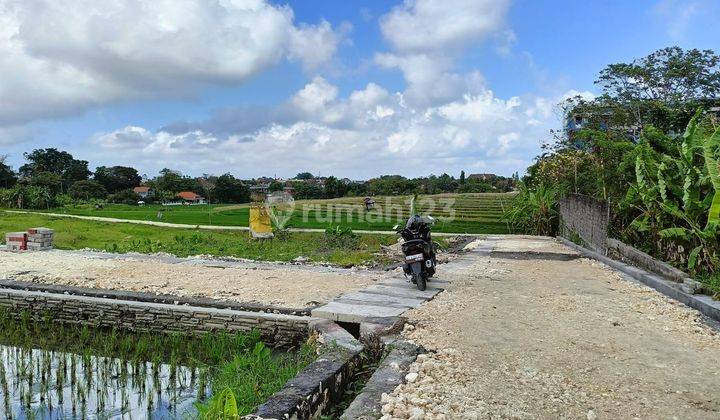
xmin=176 ymin=191 xmax=205 ymax=203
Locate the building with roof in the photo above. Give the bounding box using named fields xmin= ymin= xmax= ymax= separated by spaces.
xmin=176 ymin=191 xmax=206 ymax=204
xmin=133 ymin=186 xmax=152 ymax=199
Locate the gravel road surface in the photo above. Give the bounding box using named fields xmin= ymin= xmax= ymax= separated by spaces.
xmin=0 ymin=250 xmax=389 ymax=308
xmin=381 ymin=237 xmax=720 ymax=419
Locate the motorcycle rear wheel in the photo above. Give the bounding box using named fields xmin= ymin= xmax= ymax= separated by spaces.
xmin=415 ymin=272 xmax=427 ymax=291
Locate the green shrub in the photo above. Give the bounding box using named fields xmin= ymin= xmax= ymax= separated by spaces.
xmin=504 ymin=182 xmax=559 ymax=236
xmin=322 ymin=226 xmax=360 ymax=250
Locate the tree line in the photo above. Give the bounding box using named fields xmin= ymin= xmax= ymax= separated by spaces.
xmin=0 ymin=150 xmax=516 ymax=209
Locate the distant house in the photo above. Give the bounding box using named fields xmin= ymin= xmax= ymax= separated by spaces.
xmin=565 ymin=109 xmax=639 ymax=143
xmin=133 ymin=186 xmax=152 ymax=198
xmin=176 ymin=191 xmax=206 ymax=204
xmin=468 ymin=173 xmax=497 ymax=181
xmin=249 ymin=184 xmax=270 ymax=202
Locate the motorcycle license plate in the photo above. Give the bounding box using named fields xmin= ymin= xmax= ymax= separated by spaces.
xmin=405 ymin=253 xmax=424 ymax=262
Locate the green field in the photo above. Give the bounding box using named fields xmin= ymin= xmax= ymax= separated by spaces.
xmin=19 ymin=192 xmax=515 ymax=234
xmin=0 ymin=213 xmax=397 ymax=266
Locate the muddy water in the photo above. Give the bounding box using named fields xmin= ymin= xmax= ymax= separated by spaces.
xmin=0 ymin=345 xmax=209 ymax=419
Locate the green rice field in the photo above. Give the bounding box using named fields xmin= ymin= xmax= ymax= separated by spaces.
xmin=16 ymin=193 xmax=515 ymax=234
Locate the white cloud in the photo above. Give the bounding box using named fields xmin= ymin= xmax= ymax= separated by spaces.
xmin=379 ymin=0 xmax=510 ymax=53
xmin=5 ymin=0 xmax=573 ymax=178
xmin=495 ymin=29 xmax=517 ymax=56
xmin=291 ymin=76 xmax=340 ymax=116
xmin=290 ymin=78 xmax=394 ymax=127
xmin=85 ymin=79 xmax=564 ymax=178
xmin=375 ymin=53 xmax=486 ymax=106
xmin=375 ymin=0 xmax=510 ymax=106
xmin=437 ymin=93 xmax=521 ymax=123
xmin=0 ymin=0 xmax=345 ymax=126
xmin=94 ymin=126 xmax=153 ymax=149
xmin=289 ymin=20 xmax=352 ymax=71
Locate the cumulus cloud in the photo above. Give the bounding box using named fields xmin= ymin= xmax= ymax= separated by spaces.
xmin=289 ymin=20 xmax=352 ymax=71
xmin=375 ymin=0 xmax=511 ymax=107
xmin=85 ymin=78 xmax=569 ymax=178
xmin=6 ymin=0 xmax=575 ymax=179
xmin=0 ymin=0 xmax=346 ymax=126
xmin=379 ymin=0 xmax=510 ymax=53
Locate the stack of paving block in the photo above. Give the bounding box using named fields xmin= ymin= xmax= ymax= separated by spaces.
xmin=5 ymin=232 xmax=27 ymax=251
xmin=25 ymin=227 xmax=54 ymax=251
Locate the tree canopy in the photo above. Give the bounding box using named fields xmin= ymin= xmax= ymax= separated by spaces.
xmin=19 ymin=148 xmax=90 ymax=192
xmin=69 ymin=180 xmax=108 ymax=200
xmin=295 ymin=172 xmax=315 ymax=180
xmin=572 ymin=47 xmax=720 ymax=134
xmin=0 ymin=156 xmax=16 ymax=189
xmin=596 ymin=47 xmax=720 ymax=105
xmin=94 ymin=166 xmax=142 ymax=194
xmin=213 ymin=174 xmax=249 ymax=203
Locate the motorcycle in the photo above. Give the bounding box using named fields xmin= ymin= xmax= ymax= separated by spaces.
xmin=395 ymin=214 xmax=437 ymax=291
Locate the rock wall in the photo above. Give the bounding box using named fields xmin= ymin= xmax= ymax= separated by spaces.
xmin=0 ymin=288 xmax=310 ymax=347
xmin=559 ymin=194 xmax=609 ymax=253
xmin=0 ymin=286 xmax=371 ymax=420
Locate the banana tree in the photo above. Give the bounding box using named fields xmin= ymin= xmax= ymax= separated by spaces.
xmin=624 ymin=110 xmax=719 ymax=274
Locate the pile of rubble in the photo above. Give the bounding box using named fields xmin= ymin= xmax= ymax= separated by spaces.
xmin=4 ymin=227 xmax=54 ymax=252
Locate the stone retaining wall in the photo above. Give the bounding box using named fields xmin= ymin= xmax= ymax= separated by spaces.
xmin=0 ymin=287 xmax=310 ymax=347
xmin=0 ymin=286 xmax=369 ymax=419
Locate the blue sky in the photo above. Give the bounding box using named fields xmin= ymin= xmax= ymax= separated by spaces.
xmin=1 ymin=0 xmax=719 ymax=179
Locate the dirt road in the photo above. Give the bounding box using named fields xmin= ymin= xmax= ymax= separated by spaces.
xmin=382 ymin=237 xmax=720 ymax=419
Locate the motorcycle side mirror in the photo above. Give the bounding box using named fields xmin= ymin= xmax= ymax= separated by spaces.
xmin=427 ymin=215 xmax=435 ymax=224
xmin=392 ymin=224 xmax=400 ymax=230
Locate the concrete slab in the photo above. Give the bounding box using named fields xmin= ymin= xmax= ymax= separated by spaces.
xmin=334 ymin=298 xmax=411 ymax=309
xmin=380 ymin=277 xmax=449 ymax=287
xmin=339 ymin=291 xmax=425 ymax=308
xmin=361 ymin=284 xmax=442 ymax=300
xmin=311 ymin=302 xmax=407 ymax=323
xmin=333 ymin=294 xmax=422 ymax=309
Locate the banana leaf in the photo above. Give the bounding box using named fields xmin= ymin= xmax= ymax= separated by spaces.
xmin=659 ymin=227 xmax=691 ymax=239
xmin=703 ymin=126 xmax=720 ymax=227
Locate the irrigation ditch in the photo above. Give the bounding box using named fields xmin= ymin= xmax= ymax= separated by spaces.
xmin=0 ymin=281 xmax=418 ymax=419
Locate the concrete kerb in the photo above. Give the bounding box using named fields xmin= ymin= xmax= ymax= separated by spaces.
xmin=340 ymin=339 xmax=423 ymax=420
xmin=558 ymin=237 xmax=720 ymax=325
xmin=0 ymin=279 xmax=312 ymax=316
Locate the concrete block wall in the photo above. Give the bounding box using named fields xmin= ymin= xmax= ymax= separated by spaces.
xmin=0 ymin=288 xmax=311 ymax=347
xmin=558 ymin=194 xmax=609 ymax=253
